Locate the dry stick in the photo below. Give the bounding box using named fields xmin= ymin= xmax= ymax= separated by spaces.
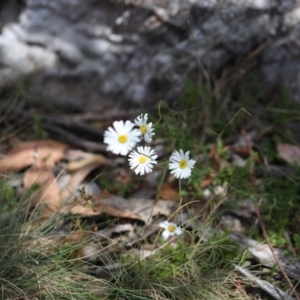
xmin=242 ymin=128 xmax=300 ymax=300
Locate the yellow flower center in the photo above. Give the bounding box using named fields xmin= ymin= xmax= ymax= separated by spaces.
xmin=139 ymin=155 xmax=147 ymax=164
xmin=140 ymin=125 xmax=147 ymax=134
xmin=179 ymin=159 xmax=187 ymax=169
xmin=118 ymin=135 xmax=128 ymax=143
xmin=168 ymin=224 xmax=176 ymax=232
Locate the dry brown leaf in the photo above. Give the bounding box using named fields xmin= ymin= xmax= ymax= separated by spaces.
xmin=60 ymin=155 xmax=105 ymax=201
xmin=94 ymin=194 xmax=177 ymax=223
xmin=200 ymin=176 xmax=215 ymax=188
xmin=59 ymin=201 xmax=140 ymax=220
xmin=66 ymin=154 xmax=106 ymax=171
xmin=0 ymin=140 xmax=69 ymax=172
xmin=58 ymin=204 xmax=98 ymax=216
xmin=277 ymin=143 xmax=300 ymax=165
xmin=64 ymin=149 xmax=93 ymax=161
xmin=93 ymin=203 xmax=141 ymax=219
xmin=67 ymin=192 xmax=141 ymax=219
xmin=158 ymin=183 xmax=180 ymax=201
xmin=62 ymin=229 xmax=93 ymax=244
xmin=230 ymin=146 xmax=250 ymax=157
xmin=23 ymin=167 xmax=61 ymax=212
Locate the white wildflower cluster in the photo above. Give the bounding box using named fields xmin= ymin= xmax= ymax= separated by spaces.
xmin=103 ymin=112 xmax=194 ymax=240
xmin=104 ymin=113 xmax=196 ymax=179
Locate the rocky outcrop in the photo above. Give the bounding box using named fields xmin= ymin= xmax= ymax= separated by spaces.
xmin=260 ymin=4 xmax=300 ymax=102
xmin=0 ymin=0 xmax=300 ymax=111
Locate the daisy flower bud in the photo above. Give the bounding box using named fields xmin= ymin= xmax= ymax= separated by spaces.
xmin=134 ymin=114 xmax=155 ymax=143
xmin=159 ymin=221 xmax=183 ymax=240
xmin=169 ymin=149 xmax=196 ymax=179
xmin=128 ymin=146 xmax=158 ymax=175
xmin=104 ymin=120 xmax=141 ymax=156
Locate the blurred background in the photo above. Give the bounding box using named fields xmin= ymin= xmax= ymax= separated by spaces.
xmin=1 ymin=0 xmax=300 ymax=112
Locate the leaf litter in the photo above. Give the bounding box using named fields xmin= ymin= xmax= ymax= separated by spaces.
xmin=0 ymin=138 xmax=178 ymax=276
xmin=0 ymin=139 xmax=68 ymax=172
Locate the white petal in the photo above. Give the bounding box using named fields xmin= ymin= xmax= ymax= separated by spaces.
xmin=113 ymin=120 xmax=123 ymax=132
xmin=123 ymin=120 xmax=134 ymax=132
xmin=159 ymin=221 xmax=169 ymax=229
xmin=175 ymin=227 xmax=183 ymax=236
xmin=169 ymin=162 xmax=179 ymax=170
xmin=162 ymin=230 xmax=170 ymax=240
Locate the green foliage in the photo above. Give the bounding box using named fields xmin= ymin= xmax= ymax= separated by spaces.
xmin=293 ymin=234 xmax=300 ymax=250
xmin=205 ymin=232 xmax=249 ymax=266
xmin=0 ymin=179 xmax=19 ymax=211
xmin=33 ymin=112 xmax=47 ymax=139
xmin=262 ymin=169 xmax=300 ymax=230
xmin=267 ymin=230 xmax=287 ymax=248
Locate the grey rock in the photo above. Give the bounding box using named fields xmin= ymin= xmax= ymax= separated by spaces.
xmin=0 ymin=0 xmax=300 ymax=110
xmin=260 ymin=23 xmax=300 ymax=102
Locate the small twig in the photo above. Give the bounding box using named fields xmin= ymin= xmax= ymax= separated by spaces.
xmin=242 ymin=128 xmax=300 ymax=300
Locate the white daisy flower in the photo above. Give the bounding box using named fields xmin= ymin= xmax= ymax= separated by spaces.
xmin=169 ymin=149 xmax=196 ymax=179
xmin=134 ymin=113 xmax=155 ymax=143
xmin=104 ymin=120 xmax=141 ymax=156
xmin=128 ymin=146 xmax=158 ymax=175
xmin=159 ymin=221 xmax=183 ymax=240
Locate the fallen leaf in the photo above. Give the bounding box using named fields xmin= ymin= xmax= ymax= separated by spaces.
xmin=66 ymin=154 xmax=106 ymax=171
xmin=64 ymin=149 xmax=93 ymax=161
xmin=0 ymin=140 xmax=69 ymax=172
xmin=23 ymin=167 xmax=61 ymax=212
xmin=230 ymin=147 xmax=250 ymax=157
xmin=158 ymin=183 xmax=180 ymax=201
xmin=60 ymin=161 xmax=103 ymax=202
xmin=199 ymin=176 xmax=215 ymax=188
xmin=94 ymin=194 xmax=177 ymax=224
xmin=59 ymin=202 xmax=140 ymax=220
xmin=62 ymin=228 xmax=93 ymax=244
xmin=277 ymin=143 xmax=300 ymax=165
xmin=94 ymin=203 xmax=141 ymax=219
xmin=59 ymin=204 xmax=98 ymax=216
